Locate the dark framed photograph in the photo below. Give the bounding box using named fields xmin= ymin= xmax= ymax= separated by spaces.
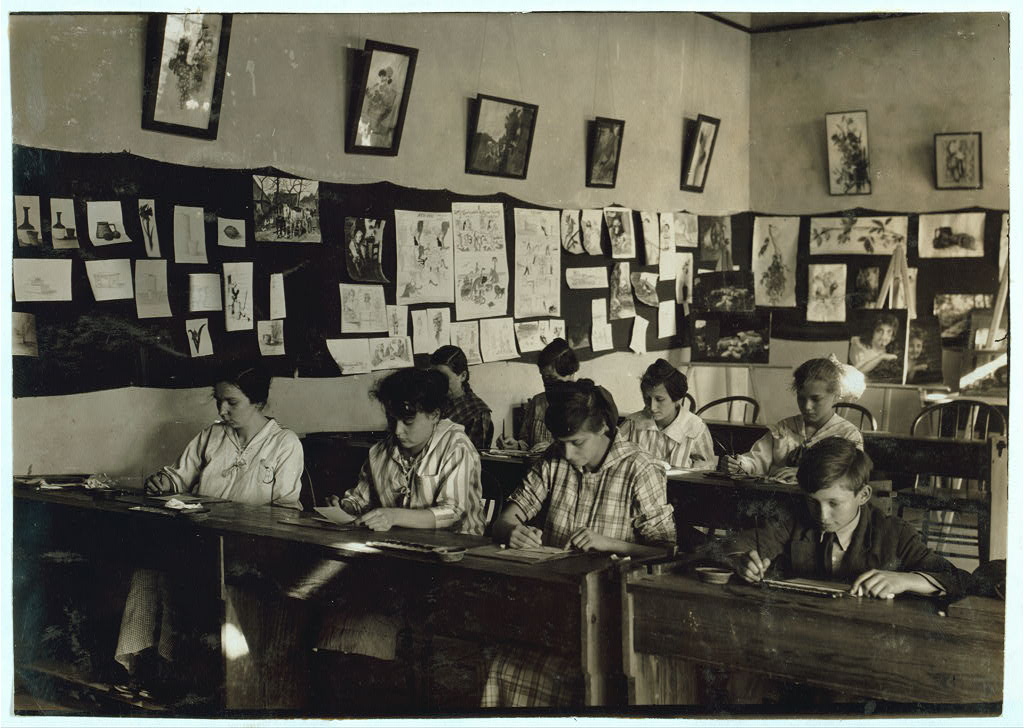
xmin=466 ymin=94 xmax=538 ymax=179
xmin=825 ymin=110 xmax=871 ymax=195
xmin=586 ymin=117 xmax=625 ymax=188
xmin=345 ymin=40 xmax=418 ymax=156
xmin=680 ymin=114 xmax=720 ymax=192
xmin=934 ymin=132 xmax=982 ymax=190
xmin=142 ymin=13 xmax=232 ymax=140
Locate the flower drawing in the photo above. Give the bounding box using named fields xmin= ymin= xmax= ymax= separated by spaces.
xmin=829 ymin=114 xmax=870 ymax=194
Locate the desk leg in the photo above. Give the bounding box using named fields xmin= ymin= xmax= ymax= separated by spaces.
xmin=579 ymin=571 xmax=622 ymax=706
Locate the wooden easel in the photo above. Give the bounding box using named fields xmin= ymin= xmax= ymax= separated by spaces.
xmin=874 ymin=243 xmax=916 ymax=318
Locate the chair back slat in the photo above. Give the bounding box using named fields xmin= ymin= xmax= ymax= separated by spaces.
xmin=695 ymin=396 xmax=760 ymax=425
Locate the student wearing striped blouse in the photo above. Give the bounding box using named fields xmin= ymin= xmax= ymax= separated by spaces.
xmin=495 ymin=337 xmax=578 ymax=452
xmin=327 ymin=367 xmax=484 ymax=535
xmin=429 ymin=344 xmax=494 ymax=450
xmin=618 ymin=358 xmax=716 ymax=470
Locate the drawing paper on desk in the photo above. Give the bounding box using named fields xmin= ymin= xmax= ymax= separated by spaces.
xmin=452 ymin=202 xmax=508 ymax=319
xmin=326 ymin=337 xmax=371 ymax=375
xmin=172 ymin=205 xmax=207 ymax=263
xmin=314 ymin=506 xmax=358 ymax=525
xmin=134 ymin=259 xmax=172 ymax=319
xmin=514 ymin=207 xmax=561 ymax=318
xmin=479 ymin=317 xmax=518 ymax=362
xmin=450 ymin=320 xmax=482 ymax=365
xmin=581 ymin=208 xmax=604 ymax=255
xmin=395 ymin=209 xmax=455 ymax=304
xmin=468 ymin=543 xmax=574 ymax=564
xmin=87 ymin=200 xmax=131 ymax=246
xmin=12 ymin=312 xmax=38 ymax=357
xmin=340 ymin=283 xmax=388 ymax=334
xmin=85 ymin=259 xmax=133 ymax=301
xmin=186 ymin=318 xmax=214 ymax=357
xmin=223 ymin=262 xmax=253 ymax=332
xmin=269 ymin=272 xmax=287 ymax=319
xmin=189 ymin=273 xmax=222 ymax=312
xmin=762 ymin=577 xmax=851 ymax=597
xmin=412 ymin=307 xmax=451 ymax=354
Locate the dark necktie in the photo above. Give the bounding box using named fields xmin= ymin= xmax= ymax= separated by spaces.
xmin=818 ymin=531 xmax=837 ymax=576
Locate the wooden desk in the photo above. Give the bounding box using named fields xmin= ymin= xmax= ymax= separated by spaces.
xmin=622 ymin=569 xmax=1004 ymax=708
xmin=13 ymin=487 xmax=624 ymax=713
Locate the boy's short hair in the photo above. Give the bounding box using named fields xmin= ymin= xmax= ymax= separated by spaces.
xmin=796 ymin=437 xmax=873 ymax=494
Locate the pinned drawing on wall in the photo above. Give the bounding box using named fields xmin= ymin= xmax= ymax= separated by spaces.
xmin=580 ymin=209 xmax=604 ymax=255
xmin=452 ymin=202 xmax=507 ymax=319
xmin=891 ymin=267 xmax=918 ymax=310
xmin=345 ymin=217 xmax=389 ymax=282
xmin=809 ymin=215 xmax=907 ymax=255
xmin=87 ymin=201 xmax=131 ymax=246
xmin=257 ymin=320 xmax=286 ymax=356
xmin=933 ymin=293 xmax=993 ymax=341
xmin=326 ymin=338 xmax=372 ymax=375
xmin=681 ymin=114 xmax=720 ymax=193
xmin=675 ymin=252 xmax=693 ymax=304
xmin=514 ymin=320 xmax=547 ymax=353
xmin=85 ymin=259 xmax=133 ymax=301
xmin=346 ymin=40 xmax=418 ymax=156
xmin=466 ymin=94 xmax=538 ymax=180
xmin=659 ymin=212 xmax=675 ymax=253
xmin=269 ymin=273 xmax=286 ymax=319
xmin=134 ymin=259 xmax=172 ymax=319
xmin=173 ymin=205 xmax=208 ymax=263
xmin=917 ymin=212 xmax=986 ymax=258
xmin=630 ymin=271 xmax=659 ymax=308
xmin=340 ymin=283 xmax=388 ymax=333
xmin=658 ymin=301 xmax=678 ymax=338
xmin=825 ymin=110 xmax=870 ymax=195
xmin=691 ymin=312 xmax=771 ymax=364
xmin=752 ymin=216 xmax=798 ymax=307
xmin=586 ymin=116 xmax=624 ymax=188
xmin=223 ymin=261 xmax=253 ymax=332
xmin=640 ymin=211 xmax=660 ymax=265
xmin=142 ymin=13 xmax=232 ymax=140
xmin=658 ymin=215 xmax=676 ymax=281
xmin=609 ymin=262 xmax=636 ymax=320
xmin=934 ymin=132 xmax=982 ymax=190
xmin=629 ymin=316 xmax=649 ymax=354
xmin=12 ymin=312 xmax=38 ymax=357
xmin=806 ymin=263 xmax=847 ymax=322
xmin=450 ymin=321 xmax=483 ymax=365
xmin=252 ymin=176 xmax=321 ymax=243
xmin=673 ymin=211 xmax=699 ymax=249
xmin=386 ymin=304 xmax=408 ymax=337
xmin=848 ymin=309 xmax=907 ymax=384
xmin=565 ymin=267 xmax=609 ymax=290
xmin=14 ymin=195 xmax=41 ymax=246
xmin=479 ymin=317 xmax=519 ymax=362
xmin=185 ymin=318 xmax=214 ymax=357
xmin=906 ymin=317 xmax=943 ymax=384
xmin=395 ymin=209 xmax=455 ymax=304
xmin=189 ymin=272 xmax=222 ymax=312
xmin=13 ymin=259 xmax=73 ymax=302
xmin=412 ymin=307 xmax=451 ymax=354
xmin=698 ymin=215 xmax=732 ymax=270
xmin=851 ymin=266 xmax=880 ymax=310
xmin=561 ymin=209 xmax=584 ymax=254
xmin=217 ymin=217 xmax=246 ymax=248
xmin=137 ymin=200 xmax=159 ymax=256
xmin=50 ymin=198 xmax=79 ymax=249
xmin=693 ymin=271 xmax=755 ymax=313
xmin=369 ymin=336 xmax=415 ymax=371
xmin=603 ymin=207 xmax=635 ymax=259
xmin=513 ymin=208 xmax=561 ymax=318
xmin=591 ymin=298 xmax=613 ymax=352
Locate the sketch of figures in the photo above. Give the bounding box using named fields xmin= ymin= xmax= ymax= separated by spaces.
xmin=223 ymin=261 xmax=254 ymax=332
xmin=134 ymin=259 xmax=172 ymax=319
xmin=658 ymin=214 xmax=676 ymax=281
xmin=386 ymin=304 xmax=408 ymax=337
xmin=630 ymin=271 xmax=659 ymax=307
xmin=452 ymin=202 xmax=508 ymax=319
xmin=86 ymin=200 xmax=132 ymax=246
xmin=395 ymin=210 xmax=455 ymax=304
xmin=326 ymin=338 xmax=371 ymax=375
xmin=50 ymin=197 xmax=79 ymax=249
xmin=675 ymin=252 xmax=693 ymax=304
xmin=698 ymin=215 xmax=732 ymax=269
xmin=917 ymin=212 xmax=986 ymax=258
xmin=138 ymin=199 xmax=160 ymax=256
xmin=513 ymin=208 xmax=561 ymax=319
xmin=369 ymin=336 xmax=415 ymax=370
xmin=561 ymin=209 xmax=584 ymax=254
xmin=340 ymin=283 xmax=388 ymax=334
xmin=252 ymin=175 xmax=321 ymax=243
xmin=15 ymin=195 xmax=42 ymax=247
xmin=806 ymin=263 xmax=847 ymax=323
xmin=581 ymin=209 xmax=604 ymax=255
xmin=345 ymin=217 xmax=389 ymax=282
xmin=603 ymin=207 xmax=636 ymax=259
xmin=257 ymin=320 xmax=286 ymax=356
xmin=673 ymin=211 xmax=699 ymax=248
xmin=85 ymin=259 xmax=134 ymax=301
xmin=12 ymin=312 xmax=38 ymax=357
xmin=185 ymin=318 xmax=213 ymax=357
xmin=412 ymin=307 xmax=451 ymax=354
xmin=809 ymin=215 xmax=907 ymax=255
xmin=479 ymin=317 xmax=519 ymax=362
xmin=752 ymin=216 xmax=799 ymax=307
xmin=640 ymin=211 xmax=659 ymax=265
xmin=609 ymin=262 xmax=636 ymax=320
xmin=173 ymin=205 xmax=208 ymax=263
xmin=450 ymin=321 xmax=483 ymax=365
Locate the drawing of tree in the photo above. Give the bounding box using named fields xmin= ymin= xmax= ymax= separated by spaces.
xmin=757 ymin=224 xmax=791 ymax=305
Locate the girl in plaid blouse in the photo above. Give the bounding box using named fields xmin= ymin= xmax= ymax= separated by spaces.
xmin=496 ymin=337 xmax=579 ymax=452
xmin=484 ymin=379 xmax=675 ymax=707
xmin=429 ymin=345 xmax=494 ymax=451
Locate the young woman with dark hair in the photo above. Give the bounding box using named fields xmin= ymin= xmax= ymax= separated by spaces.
xmin=496 ymin=337 xmax=579 ymax=452
xmin=429 ymin=345 xmax=494 ymax=450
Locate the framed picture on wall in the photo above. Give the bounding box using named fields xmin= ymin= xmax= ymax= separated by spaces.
xmin=934 ymin=132 xmax=983 ymax=190
xmin=586 ymin=117 xmax=625 ymax=188
xmin=680 ymin=114 xmax=720 ymax=193
xmin=825 ymin=110 xmax=871 ymax=195
xmin=466 ymin=94 xmax=539 ymax=179
xmin=142 ymin=13 xmax=232 ymax=140
xmin=345 ymin=40 xmax=419 ymax=156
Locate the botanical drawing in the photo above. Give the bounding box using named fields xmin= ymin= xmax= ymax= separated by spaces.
xmin=826 ymin=111 xmax=870 ymax=195
xmin=752 ymin=216 xmax=798 ymax=307
xmin=809 ymin=216 xmax=907 ymax=255
xmin=806 ymin=264 xmax=847 ymax=323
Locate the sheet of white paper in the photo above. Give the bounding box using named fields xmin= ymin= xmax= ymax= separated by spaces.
xmin=604 ymin=206 xmax=636 ymax=259
xmin=368 ymin=336 xmax=415 ymax=370
xmin=514 ymin=208 xmax=561 ymax=318
xmin=218 ymin=217 xmax=247 ymax=247
xmin=450 ymin=321 xmax=483 ymax=365
xmin=752 ymin=216 xmax=799 ymax=307
xmin=581 ymin=209 xmax=604 ymax=255
xmin=640 ymin=211 xmax=659 ymax=265
xmin=87 ymin=200 xmax=131 ymax=245
xmin=189 ymin=273 xmax=222 ymax=312
xmin=479 ymin=317 xmax=519 ymax=362
xmin=86 ymin=259 xmax=133 ymax=301
xmin=591 ymin=297 xmax=608 ymax=325
xmin=386 ymin=304 xmax=408 ymax=336
xmin=270 ymin=273 xmax=287 ymax=319
xmin=13 ymin=259 xmax=73 ymax=302
xmin=514 ymin=320 xmax=546 ymax=352
xmin=561 ymin=209 xmax=584 ymax=254
xmin=326 ymin=338 xmax=372 ymax=375
xmin=138 ymin=199 xmax=159 ymax=256
xmin=673 ymin=211 xmax=699 ymax=248
xmin=223 ymin=261 xmax=254 ymax=331
xmin=340 ymin=283 xmax=388 ymax=333
xmin=675 ymin=252 xmax=694 ymax=304
xmin=807 ymin=263 xmax=847 ymax=322
xmin=591 ymin=323 xmax=614 ymax=351
xmin=12 ymin=312 xmax=39 ymax=356
xmin=658 ymin=300 xmax=677 ymax=338
xmin=917 ymin=212 xmax=986 ymax=258
xmin=394 ymin=210 xmax=455 ymax=304
xmin=629 ymin=316 xmax=649 ymax=353
xmin=412 ymin=307 xmax=451 ymax=354
xmin=809 ymin=216 xmax=908 ymax=256
xmin=314 ymin=506 xmax=357 ymax=525
xmin=14 ymin=195 xmax=42 ymax=247
xmin=185 ymin=318 xmax=213 ymax=357
xmin=659 ymin=212 xmax=675 ymax=254
xmin=173 ymin=205 xmax=208 ymax=263
xmin=609 ymin=262 xmax=636 ymax=319
xmin=134 ymin=259 xmax=172 ymax=318
xmin=548 ymin=318 xmax=565 ymax=342
xmin=257 ymin=320 xmax=286 ymax=356
xmin=452 ymin=202 xmax=509 ymax=319
xmin=566 ymin=267 xmax=609 ymax=289
xmin=50 ymin=198 xmax=79 ymax=249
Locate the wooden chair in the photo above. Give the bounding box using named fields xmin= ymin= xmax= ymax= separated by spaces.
xmin=480 ymin=469 xmax=507 ymax=537
xmin=897 ymin=400 xmax=1006 ymax=564
xmin=695 ymin=395 xmax=760 ymax=424
xmin=833 ymin=402 xmax=878 ymax=431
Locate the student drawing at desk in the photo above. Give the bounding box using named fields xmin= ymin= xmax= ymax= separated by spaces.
xmin=496 ymin=337 xmax=578 ymax=452
xmin=429 ymin=344 xmax=494 ymax=450
xmin=484 ymin=379 xmax=675 ymax=708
